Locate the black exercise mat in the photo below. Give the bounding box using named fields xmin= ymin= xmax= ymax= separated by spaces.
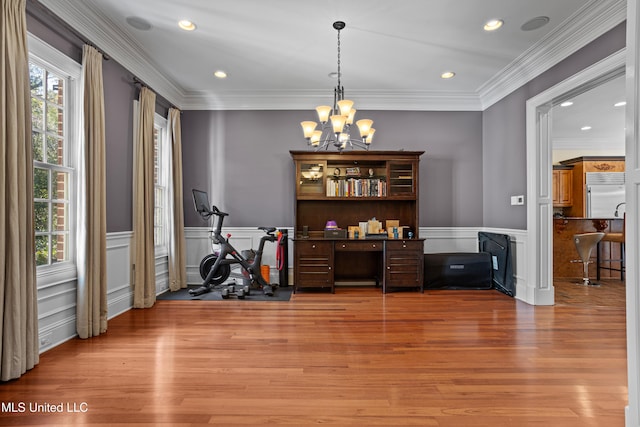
xmin=157 ymin=285 xmax=292 ymax=301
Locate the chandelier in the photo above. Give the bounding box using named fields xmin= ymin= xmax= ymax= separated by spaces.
xmin=300 ymin=21 xmax=374 ymax=151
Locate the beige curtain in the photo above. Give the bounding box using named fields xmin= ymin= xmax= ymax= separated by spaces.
xmin=77 ymin=45 xmax=107 ymax=338
xmin=133 ymin=87 xmax=156 ymax=308
xmin=168 ymin=108 xmax=187 ymax=291
xmin=0 ymin=0 xmax=39 ymax=381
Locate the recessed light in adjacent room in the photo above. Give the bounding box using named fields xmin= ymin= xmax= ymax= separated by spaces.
xmin=581 ymin=126 xmax=592 ymax=131
xmin=178 ymin=20 xmax=197 ymax=31
xmin=614 ymin=101 xmax=627 ymax=107
xmin=126 ymin=16 xmax=152 ymax=31
xmin=560 ymin=101 xmax=573 ymax=107
xmin=484 ymin=19 xmax=503 ymax=31
xmin=441 ymin=71 xmax=455 ymax=79
xmin=521 ymin=16 xmax=550 ymax=31
xmin=214 ymin=70 xmax=227 ymax=79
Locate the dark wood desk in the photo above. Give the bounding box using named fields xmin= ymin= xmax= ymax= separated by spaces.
xmin=294 ymin=238 xmax=424 ymax=294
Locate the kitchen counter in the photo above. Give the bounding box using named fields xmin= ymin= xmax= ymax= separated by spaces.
xmin=553 ymin=217 xmax=624 ymax=278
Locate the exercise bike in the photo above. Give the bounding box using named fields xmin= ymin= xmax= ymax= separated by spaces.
xmin=190 ymin=189 xmax=278 ymax=298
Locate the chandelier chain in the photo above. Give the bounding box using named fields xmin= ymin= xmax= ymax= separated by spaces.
xmin=337 ymin=27 xmax=341 ymax=90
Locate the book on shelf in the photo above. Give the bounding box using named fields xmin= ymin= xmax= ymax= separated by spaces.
xmin=326 ymin=177 xmax=387 ymax=197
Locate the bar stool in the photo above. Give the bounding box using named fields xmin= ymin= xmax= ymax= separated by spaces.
xmin=572 ymin=232 xmax=605 ymax=286
xmin=597 ymin=214 xmax=625 ymax=281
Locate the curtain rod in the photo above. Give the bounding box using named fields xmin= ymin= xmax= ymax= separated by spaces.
xmin=27 ymin=0 xmax=110 ymax=60
xmin=132 ymin=77 xmax=181 ymax=112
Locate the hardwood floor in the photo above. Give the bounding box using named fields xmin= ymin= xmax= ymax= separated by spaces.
xmin=0 ymin=282 xmax=627 ymax=426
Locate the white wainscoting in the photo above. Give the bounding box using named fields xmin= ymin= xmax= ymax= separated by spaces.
xmin=38 ymin=231 xmax=171 ymax=353
xmin=185 ymin=226 xmax=530 ymax=303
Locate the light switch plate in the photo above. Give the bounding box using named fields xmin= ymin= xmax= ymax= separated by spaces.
xmin=511 ymin=195 xmax=525 ymax=205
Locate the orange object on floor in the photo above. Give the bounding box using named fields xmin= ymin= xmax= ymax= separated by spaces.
xmin=261 ymin=265 xmax=270 ymax=283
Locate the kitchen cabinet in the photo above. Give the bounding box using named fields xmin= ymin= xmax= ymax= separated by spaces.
xmin=553 ymin=167 xmax=573 ymax=207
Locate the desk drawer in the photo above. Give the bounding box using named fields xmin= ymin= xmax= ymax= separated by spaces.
xmin=385 ymin=239 xmax=423 ymax=251
xmin=294 ymin=241 xmax=334 ymax=292
xmin=335 ymin=240 xmax=383 ymax=252
xmin=296 ymin=241 xmax=332 ymax=255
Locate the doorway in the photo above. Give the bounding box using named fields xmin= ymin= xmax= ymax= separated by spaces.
xmin=525 ymin=50 xmax=625 ymax=306
xmin=550 ymin=74 xmax=626 ymax=303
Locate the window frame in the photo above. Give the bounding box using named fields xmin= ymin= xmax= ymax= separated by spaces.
xmin=28 ymin=34 xmax=82 ymax=280
xmin=153 ymin=114 xmax=170 ymax=257
xmin=132 ymin=100 xmax=170 ymax=258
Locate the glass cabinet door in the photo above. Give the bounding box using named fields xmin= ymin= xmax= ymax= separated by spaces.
xmin=298 ymin=162 xmax=326 ymax=196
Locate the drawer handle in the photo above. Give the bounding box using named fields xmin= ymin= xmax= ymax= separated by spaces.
xmin=342 ymin=244 xmax=346 ymax=248
xmin=372 ymin=244 xmax=376 ymax=248
xmin=312 ymin=244 xmax=316 ymax=249
xmin=403 ymin=244 xmax=407 ymax=248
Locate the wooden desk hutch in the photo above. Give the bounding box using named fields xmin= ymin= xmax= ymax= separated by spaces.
xmin=290 ymin=150 xmax=425 ymax=293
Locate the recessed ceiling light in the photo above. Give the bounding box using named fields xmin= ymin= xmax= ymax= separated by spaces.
xmin=581 ymin=126 xmax=592 ymax=131
xmin=560 ymin=101 xmax=573 ymax=107
xmin=521 ymin=16 xmax=550 ymax=31
xmin=178 ymin=20 xmax=196 ymax=31
xmin=484 ymin=19 xmax=503 ymax=31
xmin=441 ymin=71 xmax=455 ymax=79
xmin=126 ymin=16 xmax=152 ymax=31
xmin=214 ymin=70 xmax=227 ymax=79
xmin=614 ymin=101 xmax=626 ymax=107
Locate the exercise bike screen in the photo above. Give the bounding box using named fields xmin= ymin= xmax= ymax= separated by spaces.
xmin=192 ymin=189 xmax=210 ymax=214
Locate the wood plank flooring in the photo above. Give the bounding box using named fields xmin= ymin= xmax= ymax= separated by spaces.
xmin=0 ymin=281 xmax=627 ymax=426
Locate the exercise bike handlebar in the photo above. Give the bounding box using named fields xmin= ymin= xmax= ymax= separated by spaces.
xmin=210 ymin=205 xmax=229 ymax=217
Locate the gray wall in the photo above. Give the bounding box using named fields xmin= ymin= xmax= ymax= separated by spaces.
xmin=482 ymin=22 xmax=626 ymax=230
xmin=181 ymin=110 xmax=483 ymax=228
xmin=28 ymin=2 xmax=626 ymax=233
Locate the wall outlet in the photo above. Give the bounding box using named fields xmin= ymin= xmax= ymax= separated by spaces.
xmin=39 ymin=332 xmax=53 ymax=348
xmin=511 ymin=195 xmax=525 ymax=206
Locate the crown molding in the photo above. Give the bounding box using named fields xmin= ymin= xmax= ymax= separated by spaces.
xmin=38 ymin=0 xmax=186 ymax=107
xmin=180 ymin=89 xmax=482 ymax=111
xmin=479 ymin=0 xmax=627 ymax=109
xmin=36 ymin=0 xmax=626 ymax=112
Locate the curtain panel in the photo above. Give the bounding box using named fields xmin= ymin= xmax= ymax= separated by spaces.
xmin=0 ymin=0 xmax=39 ymax=381
xmin=77 ymin=45 xmax=107 ymax=338
xmin=168 ymin=108 xmax=186 ymax=292
xmin=132 ymin=87 xmax=156 ymax=308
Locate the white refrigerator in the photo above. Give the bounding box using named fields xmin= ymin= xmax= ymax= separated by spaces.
xmin=586 ymin=172 xmax=626 ymax=218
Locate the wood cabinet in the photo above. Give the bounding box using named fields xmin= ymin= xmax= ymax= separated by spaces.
xmin=291 ymin=150 xmax=424 ymax=293
xmin=552 ymin=166 xmax=573 ymax=207
xmin=559 ymin=156 xmax=625 ymax=217
xmin=294 ymin=240 xmax=334 ymax=292
xmin=383 ymin=239 xmax=424 ymax=293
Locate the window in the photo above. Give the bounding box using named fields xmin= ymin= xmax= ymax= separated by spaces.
xmin=133 ymin=100 xmax=169 ymax=257
xmin=29 ymin=35 xmax=80 ymax=270
xmin=153 ymin=116 xmax=169 ymax=253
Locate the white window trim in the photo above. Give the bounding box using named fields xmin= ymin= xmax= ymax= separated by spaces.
xmin=154 ymin=113 xmax=169 ymax=257
xmin=28 ymin=33 xmax=82 ymax=281
xmin=132 ymin=100 xmax=170 ymax=258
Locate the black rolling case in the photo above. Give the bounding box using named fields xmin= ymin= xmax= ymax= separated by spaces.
xmin=423 ymin=252 xmax=493 ymax=290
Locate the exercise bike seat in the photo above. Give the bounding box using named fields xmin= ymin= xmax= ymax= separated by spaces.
xmin=258 ymin=226 xmax=277 ymax=234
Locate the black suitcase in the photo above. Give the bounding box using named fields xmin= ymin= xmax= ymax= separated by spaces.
xmin=424 ymin=252 xmax=493 ymax=290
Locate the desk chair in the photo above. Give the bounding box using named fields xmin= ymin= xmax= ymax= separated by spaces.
xmin=597 ymin=214 xmax=625 ymax=281
xmin=573 ymin=232 xmax=605 ymax=286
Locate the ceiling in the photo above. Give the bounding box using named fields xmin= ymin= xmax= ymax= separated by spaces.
xmin=37 ymin=0 xmax=625 ymax=112
xmin=552 ymin=74 xmax=626 ymax=152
